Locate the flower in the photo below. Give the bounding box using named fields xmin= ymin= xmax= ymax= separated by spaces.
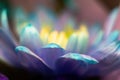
xmin=0 ymin=7 xmax=120 ymax=79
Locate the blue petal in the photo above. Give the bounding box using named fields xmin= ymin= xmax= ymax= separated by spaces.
xmin=43 ymin=43 xmax=62 ymax=48
xmin=105 ymin=30 xmax=119 ymax=44
xmin=20 ymin=24 xmax=42 ymax=54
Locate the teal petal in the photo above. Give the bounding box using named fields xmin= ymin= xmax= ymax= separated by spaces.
xmin=106 ymin=30 xmax=119 ymax=44
xmin=43 ymin=43 xmax=62 ymax=48
xmin=62 ymin=53 xmax=99 ymax=64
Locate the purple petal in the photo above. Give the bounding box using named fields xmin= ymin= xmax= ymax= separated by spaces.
xmin=0 ymin=29 xmax=17 ymax=50
xmin=15 ymin=46 xmax=53 ymax=75
xmin=0 ymin=29 xmax=19 ymax=66
xmin=89 ymin=41 xmax=120 ymax=75
xmin=0 ymin=44 xmax=19 ymax=66
xmin=0 ymin=73 xmax=8 ymax=80
xmin=90 ymin=41 xmax=119 ymax=62
xmin=55 ymin=56 xmax=87 ymax=76
xmin=55 ymin=53 xmax=98 ymax=76
xmin=38 ymin=43 xmax=65 ymax=69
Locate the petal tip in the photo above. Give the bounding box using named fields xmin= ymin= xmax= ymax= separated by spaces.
xmin=15 ymin=46 xmax=30 ymax=53
xmin=43 ymin=43 xmax=62 ymax=48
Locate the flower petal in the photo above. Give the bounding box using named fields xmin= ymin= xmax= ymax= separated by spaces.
xmin=89 ymin=41 xmax=120 ymax=74
xmin=62 ymin=53 xmax=98 ymax=64
xmin=0 ymin=29 xmax=19 ymax=66
xmin=56 ymin=58 xmax=87 ymax=76
xmin=104 ymin=8 xmax=119 ymax=37
xmin=0 ymin=29 xmax=16 ymax=50
xmin=1 ymin=9 xmax=17 ymax=41
xmin=55 ymin=53 xmax=98 ymax=76
xmin=105 ymin=30 xmax=119 ymax=44
xmin=14 ymin=8 xmax=29 ymax=34
xmin=90 ymin=41 xmax=119 ymax=61
xmin=15 ymin=46 xmax=53 ymax=75
xmin=66 ymin=33 xmax=78 ymax=52
xmin=1 ymin=9 xmax=9 ymax=31
xmin=20 ymin=24 xmax=42 ymax=54
xmin=39 ymin=43 xmax=65 ymax=69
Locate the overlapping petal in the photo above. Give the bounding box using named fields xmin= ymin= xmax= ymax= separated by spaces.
xmin=15 ymin=46 xmax=53 ymax=75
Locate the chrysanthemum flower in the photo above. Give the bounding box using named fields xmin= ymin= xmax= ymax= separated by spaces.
xmin=0 ymin=7 xmax=120 ymax=79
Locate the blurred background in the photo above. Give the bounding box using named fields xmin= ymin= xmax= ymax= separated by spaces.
xmin=1 ymin=0 xmax=120 ymax=24
xmin=0 ymin=0 xmax=120 ymax=32
xmin=0 ymin=0 xmax=120 ymax=40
